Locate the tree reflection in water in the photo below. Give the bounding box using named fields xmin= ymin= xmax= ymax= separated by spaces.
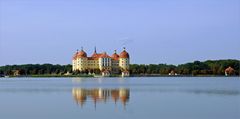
xmin=72 ymin=88 xmax=130 ymax=109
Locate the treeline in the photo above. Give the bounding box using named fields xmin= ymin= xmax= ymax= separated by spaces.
xmin=0 ymin=59 xmax=239 ymax=76
xmin=130 ymin=59 xmax=239 ymax=75
xmin=0 ymin=64 xmax=72 ymax=76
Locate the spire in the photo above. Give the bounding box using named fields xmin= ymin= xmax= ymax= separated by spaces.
xmin=123 ymin=47 xmax=126 ymax=51
xmin=77 ymin=49 xmax=79 ymax=53
xmin=94 ymin=46 xmax=97 ymax=53
xmin=114 ymin=50 xmax=117 ymax=54
xmin=81 ymin=47 xmax=83 ymax=51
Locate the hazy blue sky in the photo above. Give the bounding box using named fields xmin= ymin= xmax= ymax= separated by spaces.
xmin=0 ymin=0 xmax=239 ymax=65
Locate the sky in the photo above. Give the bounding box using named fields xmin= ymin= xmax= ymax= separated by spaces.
xmin=0 ymin=0 xmax=240 ymax=65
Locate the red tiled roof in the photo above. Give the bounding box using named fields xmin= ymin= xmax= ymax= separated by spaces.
xmin=78 ymin=50 xmax=87 ymax=57
xmin=73 ymin=50 xmax=87 ymax=59
xmin=102 ymin=70 xmax=110 ymax=73
xmin=89 ymin=53 xmax=103 ymax=60
xmin=99 ymin=52 xmax=111 ymax=58
xmin=225 ymin=67 xmax=234 ymax=72
xmin=119 ymin=50 xmax=129 ymax=58
xmin=74 ymin=51 xmax=125 ymax=60
xmin=111 ymin=53 xmax=119 ymax=60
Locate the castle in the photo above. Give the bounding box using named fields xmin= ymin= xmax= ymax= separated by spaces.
xmin=72 ymin=47 xmax=130 ymax=76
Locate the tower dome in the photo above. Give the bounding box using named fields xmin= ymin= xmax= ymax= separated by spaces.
xmin=119 ymin=47 xmax=129 ymax=58
xmin=112 ymin=50 xmax=119 ymax=60
xmin=77 ymin=47 xmax=87 ymax=58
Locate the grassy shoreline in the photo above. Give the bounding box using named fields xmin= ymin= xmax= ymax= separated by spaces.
xmin=1 ymin=74 xmax=239 ymax=78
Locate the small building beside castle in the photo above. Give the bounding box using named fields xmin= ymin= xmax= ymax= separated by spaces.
xmin=225 ymin=66 xmax=235 ymax=76
xmin=72 ymin=47 xmax=130 ymax=76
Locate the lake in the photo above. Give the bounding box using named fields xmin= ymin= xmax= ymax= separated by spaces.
xmin=0 ymin=77 xmax=239 ymax=119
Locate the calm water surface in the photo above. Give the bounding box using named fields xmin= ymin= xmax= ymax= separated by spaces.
xmin=0 ymin=77 xmax=239 ymax=119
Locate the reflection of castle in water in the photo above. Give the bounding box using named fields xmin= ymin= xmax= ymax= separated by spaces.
xmin=72 ymin=88 xmax=130 ymax=108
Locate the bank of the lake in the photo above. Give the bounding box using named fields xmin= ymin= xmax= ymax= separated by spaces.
xmin=1 ymin=74 xmax=239 ymax=78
